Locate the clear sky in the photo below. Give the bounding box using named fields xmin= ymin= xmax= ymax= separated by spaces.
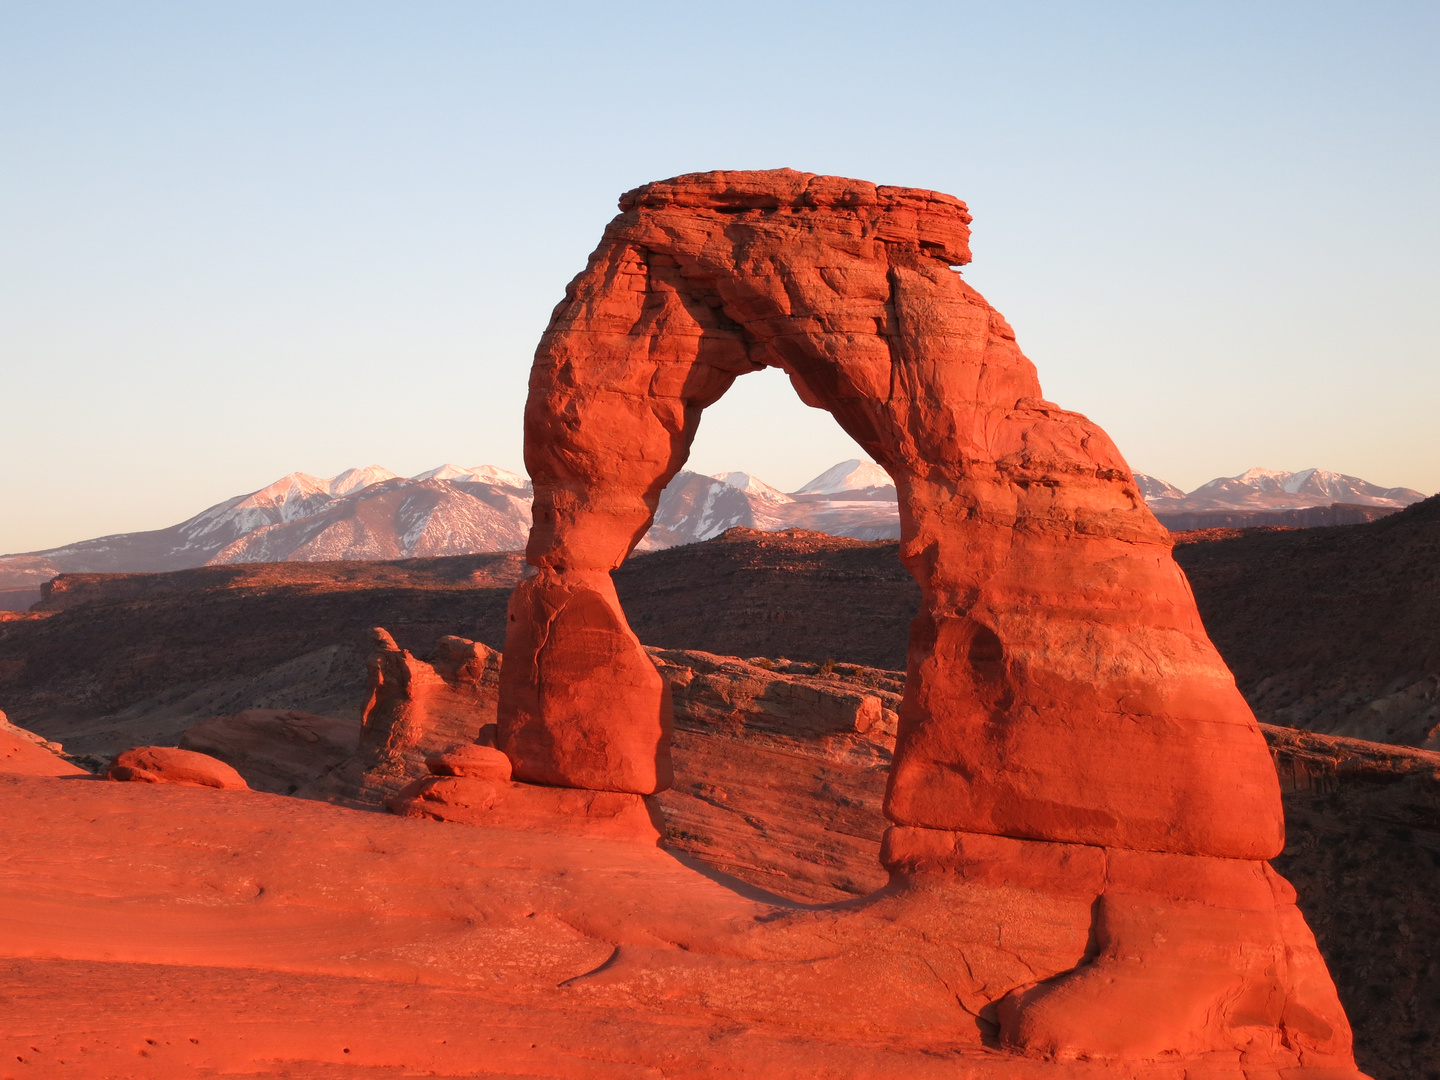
xmin=2 ymin=1 xmax=1436 ymax=553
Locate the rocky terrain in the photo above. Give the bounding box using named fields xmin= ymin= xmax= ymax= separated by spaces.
xmin=614 ymin=528 xmax=919 ymax=670
xmin=2 ymin=631 xmax=1434 ymax=1077
xmin=1172 ymin=493 xmax=1440 ymax=750
xmin=3 ymin=486 xmax=1434 ymax=749
xmin=4 ymin=493 xmax=1436 ymax=759
xmin=2 ymin=509 xmax=1433 ymax=1074
xmin=0 ymin=554 xmax=525 ymax=756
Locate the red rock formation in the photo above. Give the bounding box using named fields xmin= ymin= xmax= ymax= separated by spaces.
xmin=390 ymin=735 xmax=658 ymax=841
xmin=362 ymin=629 xmax=501 ymax=762
xmin=649 ymin=646 xmax=900 ymax=742
xmin=107 ymin=746 xmax=249 ymax=790
xmin=303 ymin=628 xmax=503 ymax=803
xmin=388 ymin=773 xmax=660 ymax=843
xmin=496 ymin=169 xmax=1355 ymax=1069
xmin=3 ymin=657 xmax=1397 ymax=1075
xmin=499 ymin=168 xmax=1280 ymax=855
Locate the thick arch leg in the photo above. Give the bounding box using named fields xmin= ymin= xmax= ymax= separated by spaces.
xmin=499 ymin=569 xmax=673 ymax=793
xmin=496 ymin=241 xmax=751 ymax=793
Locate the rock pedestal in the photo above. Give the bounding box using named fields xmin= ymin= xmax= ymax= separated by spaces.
xmin=493 ymin=169 xmax=1359 ymax=1071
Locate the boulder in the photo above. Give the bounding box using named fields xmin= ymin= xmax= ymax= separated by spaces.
xmin=107 ymin=746 xmax=249 ymax=790
xmin=424 ymin=743 xmax=512 ymax=781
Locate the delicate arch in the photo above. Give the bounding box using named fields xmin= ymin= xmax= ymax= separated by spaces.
xmin=497 ymin=169 xmax=1281 ymax=860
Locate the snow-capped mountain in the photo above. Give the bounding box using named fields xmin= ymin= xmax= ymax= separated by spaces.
xmin=1139 ymin=468 xmax=1425 ymax=515
xmin=711 ymin=471 xmax=791 ymax=503
xmin=1133 ymin=473 xmax=1186 ymax=501
xmin=0 ymin=466 xmax=533 ymax=604
xmin=637 ymin=462 xmax=901 ymax=550
xmin=637 ymin=473 xmax=780 ymax=551
xmin=7 ymin=457 xmax=1420 ymax=610
xmin=0 ymin=459 xmax=905 ymax=607
xmin=329 ymin=465 xmax=402 ymax=495
xmin=208 ymin=478 xmax=534 ymax=564
xmin=794 ymin=459 xmax=895 ymax=496
xmin=412 ymin=464 xmax=529 ymax=488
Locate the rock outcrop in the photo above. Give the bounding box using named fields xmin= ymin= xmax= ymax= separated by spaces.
xmin=1174 ymin=493 xmax=1440 ymax=749
xmin=0 ymin=709 xmax=89 ymax=777
xmin=650 ymin=646 xmax=900 ymax=743
xmin=107 ymin=745 xmax=249 ymax=790
xmin=298 ymin=629 xmax=503 ymax=803
xmin=649 ymin=649 xmax=900 ymax=902
xmin=494 ymin=170 xmax=1359 ymax=1071
xmin=424 ymin=743 xmax=513 ymax=781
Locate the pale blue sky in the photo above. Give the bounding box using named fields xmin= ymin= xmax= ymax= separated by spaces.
xmin=2 ymin=1 xmax=1436 ymax=552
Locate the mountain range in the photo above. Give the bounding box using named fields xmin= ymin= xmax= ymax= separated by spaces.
xmin=1135 ymin=467 xmax=1423 ymax=514
xmin=0 ymin=459 xmax=901 ymax=609
xmin=0 ymin=460 xmax=1427 ymax=610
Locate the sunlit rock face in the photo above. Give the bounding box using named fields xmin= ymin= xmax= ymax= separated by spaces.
xmin=494 ymin=169 xmax=1360 ymax=1070
xmin=500 ymin=168 xmax=1278 ymax=855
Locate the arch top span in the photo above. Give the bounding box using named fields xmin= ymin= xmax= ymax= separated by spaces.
xmin=499 ymin=169 xmax=1282 ymax=866
xmin=616 ymin=168 xmax=974 ymax=267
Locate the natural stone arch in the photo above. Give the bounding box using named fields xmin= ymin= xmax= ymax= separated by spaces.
xmin=496 ymin=168 xmax=1281 ymax=860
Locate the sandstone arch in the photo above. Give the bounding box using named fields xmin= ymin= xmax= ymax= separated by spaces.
xmin=497 ymin=168 xmax=1280 ymax=860
xmin=493 ymin=171 xmax=1361 ymax=1067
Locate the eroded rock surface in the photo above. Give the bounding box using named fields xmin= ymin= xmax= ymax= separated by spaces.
xmin=649 ymin=647 xmax=900 ymax=901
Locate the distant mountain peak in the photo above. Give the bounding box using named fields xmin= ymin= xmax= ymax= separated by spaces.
xmin=412 ymin=464 xmax=528 ymax=488
xmin=1233 ymin=467 xmax=1291 ymax=483
xmin=794 ymin=459 xmax=894 ymax=496
xmin=329 ymin=465 xmax=401 ymax=495
xmin=713 ymin=471 xmax=792 ymax=503
xmin=1133 ymin=473 xmax=1186 ymax=501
